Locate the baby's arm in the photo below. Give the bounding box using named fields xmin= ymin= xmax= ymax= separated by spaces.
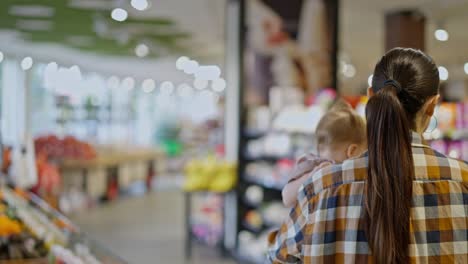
xmin=282 ymin=172 xmax=311 ymax=207
xmin=282 ymin=161 xmax=332 ymax=207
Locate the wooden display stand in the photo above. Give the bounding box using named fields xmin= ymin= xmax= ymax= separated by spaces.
xmin=58 ymin=148 xmax=163 ymax=201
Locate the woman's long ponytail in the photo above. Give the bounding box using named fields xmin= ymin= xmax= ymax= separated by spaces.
xmin=364 ymin=85 xmax=414 ymax=264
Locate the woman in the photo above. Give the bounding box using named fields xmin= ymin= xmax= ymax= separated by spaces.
xmin=267 ymin=48 xmax=468 ymax=263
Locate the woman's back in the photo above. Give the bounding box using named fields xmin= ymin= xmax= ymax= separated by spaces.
xmin=268 ymin=47 xmax=467 ymax=264
xmin=267 ymin=132 xmax=468 ymax=263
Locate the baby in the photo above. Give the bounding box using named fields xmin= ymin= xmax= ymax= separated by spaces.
xmin=282 ymin=101 xmax=367 ymax=207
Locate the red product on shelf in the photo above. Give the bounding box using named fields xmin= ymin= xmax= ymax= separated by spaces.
xmin=34 ymin=135 xmax=97 ymax=160
xmin=31 ymin=153 xmax=61 ymax=195
xmin=342 ymin=96 xmax=361 ymax=109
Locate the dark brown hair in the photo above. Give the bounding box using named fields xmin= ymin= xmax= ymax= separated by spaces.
xmin=365 ymin=48 xmax=439 ymax=263
xmin=316 ymin=100 xmax=366 ymax=149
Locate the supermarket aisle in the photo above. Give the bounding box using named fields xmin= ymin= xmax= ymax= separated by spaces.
xmin=71 ymin=189 xmax=236 ymax=264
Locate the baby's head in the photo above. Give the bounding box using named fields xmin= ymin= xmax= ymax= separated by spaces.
xmin=315 ymin=100 xmax=367 ymax=163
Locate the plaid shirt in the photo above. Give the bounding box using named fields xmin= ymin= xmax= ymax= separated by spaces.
xmin=267 ymin=132 xmax=468 ymax=263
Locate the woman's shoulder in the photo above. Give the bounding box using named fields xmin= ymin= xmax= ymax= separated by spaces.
xmin=414 ymin=147 xmax=468 ymax=182
xmin=302 ymin=155 xmax=368 ymax=197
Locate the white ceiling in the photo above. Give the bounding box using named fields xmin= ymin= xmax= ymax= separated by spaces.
xmin=0 ymin=0 xmax=226 ymax=81
xmin=1 ymin=0 xmax=466 ymax=92
xmin=340 ymin=0 xmax=468 ymax=93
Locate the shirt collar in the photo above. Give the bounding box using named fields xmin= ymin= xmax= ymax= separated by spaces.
xmin=411 ymin=131 xmax=430 ymax=148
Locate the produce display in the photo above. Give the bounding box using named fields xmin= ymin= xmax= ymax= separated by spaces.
xmin=0 ymin=190 xmax=56 ymax=261
xmin=0 ymin=187 xmax=122 ymax=264
xmin=34 ymin=135 xmax=97 ymax=161
xmin=183 ymin=156 xmax=237 ymax=192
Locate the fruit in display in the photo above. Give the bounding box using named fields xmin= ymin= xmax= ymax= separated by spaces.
xmin=0 ymin=201 xmax=49 ymax=260
xmin=0 ymin=215 xmax=21 ymax=236
xmin=209 ymin=162 xmax=237 ymax=192
xmin=32 ymin=153 xmax=61 ymax=195
xmin=184 ymin=156 xmax=237 ymax=192
xmin=34 ymin=135 xmax=96 ymax=160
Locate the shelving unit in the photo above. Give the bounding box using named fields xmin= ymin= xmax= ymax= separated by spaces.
xmin=184 ymin=191 xmax=230 ymax=260
xmin=235 ymin=127 xmax=311 ymax=262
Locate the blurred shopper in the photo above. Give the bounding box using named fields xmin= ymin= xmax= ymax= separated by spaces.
xmin=282 ymin=101 xmax=366 ymax=207
xmin=267 ymin=48 xmax=468 ymax=263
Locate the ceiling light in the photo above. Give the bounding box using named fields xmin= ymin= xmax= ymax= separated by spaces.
xmin=177 ymin=83 xmax=193 ymax=97
xmin=176 ymin=56 xmax=190 ymax=70
xmin=342 ymin=64 xmax=356 ymax=78
xmin=438 ymin=66 xmax=448 ymax=81
xmin=111 ymin=8 xmax=128 ymax=22
xmin=194 ymin=65 xmax=221 ymax=80
xmin=69 ymin=0 xmax=110 ymax=10
xmin=464 ymin=63 xmax=468 ymax=75
xmin=9 ymin=5 xmax=55 ymax=18
xmin=185 ymin=60 xmax=199 ymax=75
xmin=16 ymin=19 xmax=53 ymax=31
xmin=69 ymin=65 xmax=82 ymax=81
xmin=142 ymin=79 xmax=156 ymax=93
xmin=211 ymin=78 xmax=227 ymax=92
xmin=194 ymin=78 xmax=208 ymax=90
xmin=368 ymin=74 xmax=373 ymax=87
xmin=122 ymin=77 xmax=135 ymax=90
xmin=21 ymin=57 xmax=33 ymax=71
xmin=135 ymin=44 xmax=149 ymax=58
xmin=160 ymin=81 xmax=175 ymax=95
xmin=434 ymin=29 xmax=448 ymax=41
xmin=131 ymin=0 xmax=149 ymax=11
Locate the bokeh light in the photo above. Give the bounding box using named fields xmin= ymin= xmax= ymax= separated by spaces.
xmin=121 ymin=77 xmax=135 ymax=90
xmin=131 ymin=0 xmax=149 ymax=11
xmin=438 ymin=66 xmax=448 ymax=81
xmin=434 ymin=29 xmax=449 ymax=41
xmin=135 ymin=44 xmax=149 ymax=58
xmin=194 ymin=78 xmax=208 ymax=90
xmin=111 ymin=8 xmax=128 ymax=22
xmin=211 ymin=78 xmax=226 ymax=92
xmin=21 ymin=57 xmax=33 ymax=70
xmin=160 ymin=81 xmax=175 ymax=95
xmin=142 ymin=79 xmax=156 ymax=93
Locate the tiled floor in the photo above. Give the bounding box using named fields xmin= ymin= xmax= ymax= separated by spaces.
xmin=71 ymin=190 xmax=236 ymax=264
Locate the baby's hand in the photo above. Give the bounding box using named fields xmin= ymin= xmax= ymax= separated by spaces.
xmin=289 ymin=154 xmax=333 ymax=182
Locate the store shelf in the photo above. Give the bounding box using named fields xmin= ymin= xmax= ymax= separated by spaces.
xmin=243 ymin=129 xmax=267 ymax=140
xmin=242 ymin=176 xmax=284 ymax=192
xmin=445 ymin=129 xmax=468 ymax=140
xmin=243 ymin=154 xmax=294 ymax=163
xmin=241 ymin=196 xmax=262 ymax=209
xmin=262 ymin=220 xmax=281 ymax=229
xmin=241 ymin=221 xmax=265 ymax=234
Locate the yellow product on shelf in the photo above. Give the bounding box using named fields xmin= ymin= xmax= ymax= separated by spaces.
xmin=0 ymin=215 xmax=22 ymax=236
xmin=183 ymin=160 xmax=208 ymax=192
xmin=209 ymin=162 xmax=237 ymax=192
xmin=184 ymin=156 xmax=238 ymax=192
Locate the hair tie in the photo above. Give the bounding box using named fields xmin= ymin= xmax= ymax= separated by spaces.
xmin=384 ymin=79 xmax=402 ymax=93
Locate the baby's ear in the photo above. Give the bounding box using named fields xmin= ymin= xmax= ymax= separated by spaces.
xmin=346 ymin=144 xmax=359 ymax=159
